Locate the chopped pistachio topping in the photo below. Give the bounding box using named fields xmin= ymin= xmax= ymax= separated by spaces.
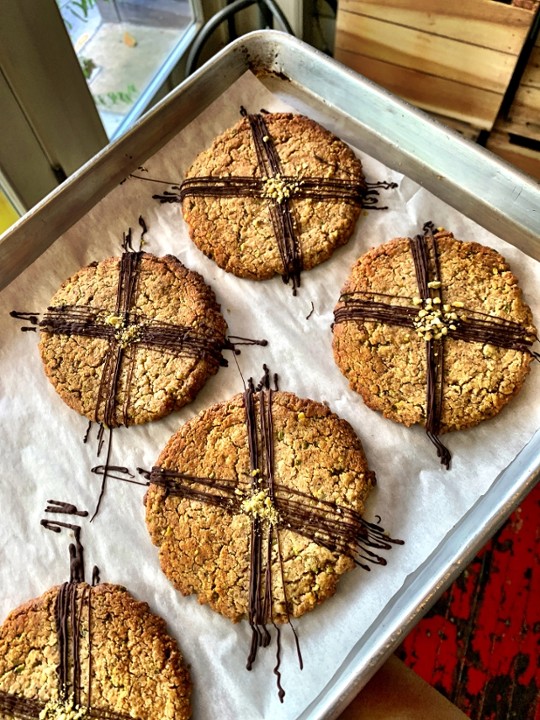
xmin=103 ymin=313 xmax=124 ymax=329
xmin=116 ymin=324 xmax=141 ymax=348
xmin=413 ymin=298 xmax=461 ymax=341
xmin=39 ymin=695 xmax=87 ymax=720
xmin=103 ymin=313 xmax=143 ymax=347
xmin=261 ymin=173 xmax=303 ymax=204
xmin=241 ymin=488 xmax=280 ymax=524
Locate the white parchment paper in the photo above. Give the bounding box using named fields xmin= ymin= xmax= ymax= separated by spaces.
xmin=0 ymin=70 xmax=539 ymax=719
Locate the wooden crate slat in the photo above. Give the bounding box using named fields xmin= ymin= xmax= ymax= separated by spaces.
xmin=334 ymin=48 xmax=502 ymax=129
xmin=428 ymin=113 xmax=484 ymax=141
xmin=337 ymin=0 xmax=536 ymax=53
xmin=508 ymin=85 xmax=540 ymax=132
xmin=335 ymin=11 xmax=518 ymax=94
xmin=486 ymin=130 xmax=540 ymax=180
xmin=497 ymin=86 xmax=540 ymax=139
xmin=521 ymin=43 xmax=540 ymax=88
xmin=334 ymin=0 xmax=540 ymax=161
xmin=497 ymin=35 xmax=540 ymax=140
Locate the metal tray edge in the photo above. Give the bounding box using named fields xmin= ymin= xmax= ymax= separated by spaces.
xmin=2 ymin=30 xmax=539 ymax=293
xmin=240 ymin=32 xmax=540 ymax=258
xmin=300 ymin=429 xmax=540 ymax=719
xmin=1 ymin=30 xmax=539 ymax=719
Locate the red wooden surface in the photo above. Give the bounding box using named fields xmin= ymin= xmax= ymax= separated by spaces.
xmin=398 ymin=482 xmax=540 ymax=719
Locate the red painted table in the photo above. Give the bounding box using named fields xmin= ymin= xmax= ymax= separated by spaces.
xmin=397 ymin=482 xmax=540 ymax=719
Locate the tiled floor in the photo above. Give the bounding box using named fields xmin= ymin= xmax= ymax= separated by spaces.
xmin=62 ymin=0 xmax=193 ymax=137
xmin=80 ymin=21 xmax=186 ymax=136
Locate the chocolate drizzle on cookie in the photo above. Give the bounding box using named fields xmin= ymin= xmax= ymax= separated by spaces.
xmin=37 ymin=251 xmax=228 ymax=428
xmin=0 ymin=692 xmax=45 ymax=717
xmin=333 ymin=221 xmax=539 ymax=468
xmin=43 ymin=580 xmax=133 ymax=720
xmin=408 ymin=225 xmax=451 ymax=467
xmin=54 ymin=581 xmax=87 ymax=707
xmin=242 ymin=372 xmax=301 ymax=703
xmin=147 ymin=371 xmax=401 ymax=700
xmin=13 ymin=249 xmax=263 ymax=430
xmin=11 ymin=246 xmax=266 ymax=519
xmin=0 ymin=522 xmax=133 ymax=720
xmin=272 ymin=486 xmax=402 ymax=571
xmin=146 ymin=465 xmax=401 ymax=572
xmin=176 ymin=107 xmax=374 ymax=295
xmin=333 ymin=295 xmax=418 ymax=328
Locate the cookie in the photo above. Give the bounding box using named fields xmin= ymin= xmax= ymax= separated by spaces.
xmin=0 ymin=581 xmax=191 ymax=719
xmin=38 ymin=251 xmax=228 ymax=427
xmin=144 ymin=380 xmax=401 ymax=633
xmin=332 ymin=222 xmax=538 ymax=465
xmin=180 ymin=110 xmax=366 ymax=292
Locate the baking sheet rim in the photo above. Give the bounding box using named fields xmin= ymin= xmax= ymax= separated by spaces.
xmin=299 ymin=428 xmax=540 ymax=719
xmin=1 ymin=30 xmax=539 ymax=720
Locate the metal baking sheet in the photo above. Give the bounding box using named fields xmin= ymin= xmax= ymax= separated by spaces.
xmin=1 ymin=30 xmax=539 ymax=720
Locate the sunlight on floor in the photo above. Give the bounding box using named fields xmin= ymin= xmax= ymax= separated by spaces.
xmin=79 ymin=21 xmax=188 ymax=137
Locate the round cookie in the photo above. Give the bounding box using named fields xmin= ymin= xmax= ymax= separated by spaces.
xmin=0 ymin=582 xmax=191 ymax=719
xmin=144 ymin=388 xmax=380 ymax=625
xmin=180 ymin=111 xmax=366 ymax=290
xmin=332 ymin=226 xmax=537 ymax=438
xmin=39 ymin=251 xmax=228 ymax=427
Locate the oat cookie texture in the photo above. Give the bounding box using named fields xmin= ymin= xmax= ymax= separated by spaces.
xmin=0 ymin=582 xmax=192 ymax=719
xmin=332 ymin=224 xmax=537 ymax=460
xmin=38 ymin=251 xmax=228 ymax=427
xmin=144 ymin=385 xmax=389 ymax=626
xmin=180 ymin=111 xmax=366 ymax=291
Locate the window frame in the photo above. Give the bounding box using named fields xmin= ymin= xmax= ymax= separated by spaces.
xmin=0 ymin=0 xmax=204 ymax=211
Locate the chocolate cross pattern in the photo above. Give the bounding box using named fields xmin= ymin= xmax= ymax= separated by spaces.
xmin=12 ymin=242 xmax=265 ymax=519
xmin=146 ymin=368 xmax=402 ymax=701
xmin=37 ymin=250 xmax=228 ymax=429
xmin=155 ymin=107 xmax=395 ymax=294
xmin=0 ymin=520 xmax=133 ymax=720
xmin=333 ymin=221 xmax=539 ymax=468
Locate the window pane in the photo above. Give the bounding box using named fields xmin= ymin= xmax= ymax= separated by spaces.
xmin=57 ymin=0 xmax=198 ymax=138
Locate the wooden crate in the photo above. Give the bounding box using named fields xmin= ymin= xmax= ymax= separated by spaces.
xmin=485 ymin=130 xmax=540 ymax=179
xmin=334 ymin=0 xmax=539 ymax=132
xmin=493 ymin=28 xmax=540 ymax=141
xmin=487 ymin=29 xmax=540 ymax=180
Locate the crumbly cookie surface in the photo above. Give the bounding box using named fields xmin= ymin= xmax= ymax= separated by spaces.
xmin=0 ymin=582 xmax=192 ymax=719
xmin=181 ymin=112 xmax=365 ymax=283
xmin=332 ymin=229 xmax=536 ymax=433
xmin=145 ymin=390 xmax=376 ymax=623
xmin=39 ymin=252 xmax=227 ymax=427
